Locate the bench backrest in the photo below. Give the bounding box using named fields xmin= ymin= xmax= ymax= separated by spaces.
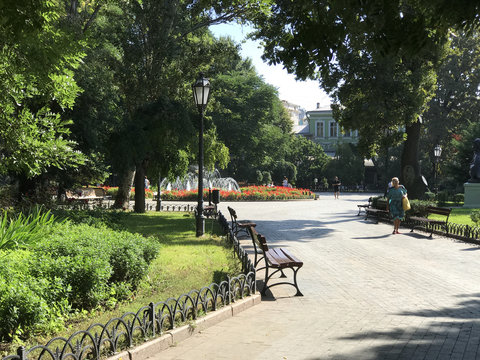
xmin=227 ymin=206 xmax=238 ymax=224
xmin=426 ymin=206 xmax=451 ymax=220
xmin=247 ymin=225 xmax=268 ymax=253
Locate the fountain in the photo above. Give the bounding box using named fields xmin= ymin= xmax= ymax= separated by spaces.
xmin=160 ymin=168 xmax=241 ymax=192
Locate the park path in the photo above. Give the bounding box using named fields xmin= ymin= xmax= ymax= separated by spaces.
xmin=150 ymin=193 xmax=480 ymax=360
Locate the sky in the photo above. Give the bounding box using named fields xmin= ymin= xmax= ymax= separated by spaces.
xmin=210 ymin=23 xmax=331 ymax=111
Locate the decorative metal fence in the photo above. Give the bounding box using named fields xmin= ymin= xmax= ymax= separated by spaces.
xmin=2 ymin=211 xmax=256 ymax=360
xmin=378 ymin=215 xmax=480 ymax=244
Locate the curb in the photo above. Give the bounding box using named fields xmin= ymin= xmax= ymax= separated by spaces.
xmin=107 ymin=294 xmax=261 ymax=360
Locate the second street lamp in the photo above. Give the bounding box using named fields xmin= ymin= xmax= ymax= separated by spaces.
xmin=433 ymin=144 xmax=442 ymax=193
xmin=192 ymin=73 xmax=211 ymax=237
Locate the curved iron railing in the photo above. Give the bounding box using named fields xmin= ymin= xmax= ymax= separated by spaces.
xmin=2 ymin=211 xmax=256 ymax=360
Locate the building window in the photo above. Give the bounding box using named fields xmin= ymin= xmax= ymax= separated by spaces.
xmin=329 ymin=121 xmax=338 ymax=137
xmin=343 ymin=129 xmax=351 ymax=137
xmin=316 ymin=121 xmax=324 ymax=137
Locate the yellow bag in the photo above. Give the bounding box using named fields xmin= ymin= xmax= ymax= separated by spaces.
xmin=402 ymin=196 xmax=411 ymax=211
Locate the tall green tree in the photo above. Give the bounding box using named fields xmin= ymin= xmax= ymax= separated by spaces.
xmin=105 ymin=0 xmax=271 ymax=212
xmin=252 ymin=0 xmax=450 ymax=197
xmin=210 ymin=64 xmax=292 ymax=183
xmin=0 ymin=0 xmax=86 ymax=183
xmin=286 ymin=136 xmax=329 ymax=188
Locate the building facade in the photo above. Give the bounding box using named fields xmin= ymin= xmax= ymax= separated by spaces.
xmin=302 ymin=104 xmax=358 ymax=156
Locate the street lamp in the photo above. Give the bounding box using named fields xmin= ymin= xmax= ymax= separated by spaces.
xmin=433 ymin=144 xmax=442 ymax=193
xmin=193 ymin=73 xmax=211 ymax=237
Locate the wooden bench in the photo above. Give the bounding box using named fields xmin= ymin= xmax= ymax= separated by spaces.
xmin=65 ymin=188 xmax=105 ymax=207
xmin=357 ymin=197 xmax=372 ymax=215
xmin=409 ymin=206 xmax=452 ymax=238
xmin=203 ymin=204 xmax=217 ymax=219
xmin=227 ymin=206 xmax=256 ymax=237
xmin=365 ymin=198 xmax=389 ymax=223
xmin=247 ymin=225 xmax=303 ymax=296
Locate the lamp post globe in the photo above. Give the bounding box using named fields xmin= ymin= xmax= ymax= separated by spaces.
xmin=192 ymin=73 xmax=211 ymax=237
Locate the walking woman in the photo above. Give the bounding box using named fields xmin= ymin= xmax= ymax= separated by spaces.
xmin=386 ymin=177 xmax=407 ymax=234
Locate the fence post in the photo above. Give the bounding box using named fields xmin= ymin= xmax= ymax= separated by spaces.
xmin=17 ymin=347 xmax=26 ymax=360
xmin=149 ymin=302 xmax=156 ymax=337
xmin=227 ymin=276 xmax=232 ymax=304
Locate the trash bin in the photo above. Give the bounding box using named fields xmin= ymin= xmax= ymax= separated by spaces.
xmin=212 ymin=189 xmax=220 ymax=204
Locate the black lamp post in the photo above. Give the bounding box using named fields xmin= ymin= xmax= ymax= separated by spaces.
xmin=193 ymin=73 xmax=211 ymax=237
xmin=433 ymin=144 xmax=442 ymax=193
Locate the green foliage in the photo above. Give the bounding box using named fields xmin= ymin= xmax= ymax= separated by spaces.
xmin=0 ymin=250 xmax=70 ymax=340
xmin=470 ymin=210 xmax=480 ymax=225
xmin=424 ymin=192 xmax=436 ymax=200
xmin=0 ymin=0 xmax=86 ymax=178
xmin=52 ymin=209 xmax=127 ymax=230
xmin=33 ymin=222 xmax=159 ymax=308
xmin=0 ymin=206 xmax=60 ymax=251
xmin=453 ymin=193 xmax=464 ymax=205
xmin=437 ymin=190 xmax=449 ymax=205
xmin=0 ymin=218 xmax=159 ymax=341
xmin=409 ymin=199 xmax=437 ymax=217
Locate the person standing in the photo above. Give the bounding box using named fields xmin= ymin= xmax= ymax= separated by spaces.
xmin=386 ymin=177 xmax=407 ymax=234
xmin=332 ymin=176 xmax=341 ymax=199
xmin=282 ymin=176 xmax=288 ymax=187
xmin=144 ymin=176 xmax=150 ymax=190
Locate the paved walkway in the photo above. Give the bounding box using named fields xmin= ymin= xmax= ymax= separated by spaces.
xmin=150 ymin=193 xmax=480 ymax=360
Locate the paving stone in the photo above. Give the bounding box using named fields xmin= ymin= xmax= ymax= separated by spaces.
xmin=143 ymin=195 xmax=480 ymax=360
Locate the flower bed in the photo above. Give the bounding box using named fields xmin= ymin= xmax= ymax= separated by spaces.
xmin=161 ymin=186 xmax=314 ymax=201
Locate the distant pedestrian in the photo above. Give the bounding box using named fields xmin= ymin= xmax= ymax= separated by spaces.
xmin=386 ymin=177 xmax=407 ymax=234
xmin=333 ymin=176 xmax=341 ymax=199
xmin=144 ymin=176 xmax=150 ymax=189
xmin=282 ymin=176 xmax=288 ymax=187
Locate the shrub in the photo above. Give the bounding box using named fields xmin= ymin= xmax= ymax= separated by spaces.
xmin=471 ymin=210 xmax=480 ymax=226
xmin=52 ymin=208 xmax=126 ymax=230
xmin=453 ymin=193 xmax=464 ymax=205
xmin=371 ymin=196 xmax=386 ymax=208
xmin=33 ymin=222 xmax=159 ymax=308
xmin=0 ymin=250 xmax=68 ymax=340
xmin=437 ymin=190 xmax=449 ymax=205
xmin=424 ymin=192 xmax=435 ymax=201
xmin=409 ymin=199 xmax=436 ymax=217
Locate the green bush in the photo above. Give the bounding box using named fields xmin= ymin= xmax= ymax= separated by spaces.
xmin=33 ymin=222 xmax=158 ymax=307
xmin=52 ymin=208 xmax=126 ymax=230
xmin=424 ymin=192 xmax=435 ymax=200
xmin=0 ymin=219 xmax=159 ymax=341
xmin=0 ymin=251 xmax=68 ymax=340
xmin=453 ymin=193 xmax=464 ymax=205
xmin=437 ymin=190 xmax=449 ymax=205
xmin=471 ymin=209 xmax=480 ymax=225
xmin=371 ymin=196 xmax=386 ymax=208
xmin=409 ymin=199 xmax=436 ymax=217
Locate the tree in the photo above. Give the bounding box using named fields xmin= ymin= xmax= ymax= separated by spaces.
xmin=252 ymin=0 xmax=450 ymax=198
xmin=210 ymin=64 xmax=293 ymax=183
xmin=105 ymin=0 xmax=271 ymax=212
xmin=286 ymin=136 xmax=329 ymax=188
xmin=0 ymin=0 xmax=86 ymax=183
xmin=421 ymin=31 xmax=480 ymax=190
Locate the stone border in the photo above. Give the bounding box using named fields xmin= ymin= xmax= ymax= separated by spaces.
xmin=107 ymin=294 xmax=261 ymax=360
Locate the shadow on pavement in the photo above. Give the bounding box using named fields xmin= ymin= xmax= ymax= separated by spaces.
xmin=313 ymin=293 xmax=480 ymax=360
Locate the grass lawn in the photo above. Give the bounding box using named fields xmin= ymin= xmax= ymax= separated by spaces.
xmin=427 ymin=207 xmax=479 ymax=226
xmin=20 ymin=211 xmax=241 ymax=352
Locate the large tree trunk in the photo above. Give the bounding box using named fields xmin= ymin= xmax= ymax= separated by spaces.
xmin=113 ymin=168 xmax=135 ymax=209
xmin=400 ymin=121 xmax=426 ymax=199
xmin=134 ymin=162 xmax=146 ymax=213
